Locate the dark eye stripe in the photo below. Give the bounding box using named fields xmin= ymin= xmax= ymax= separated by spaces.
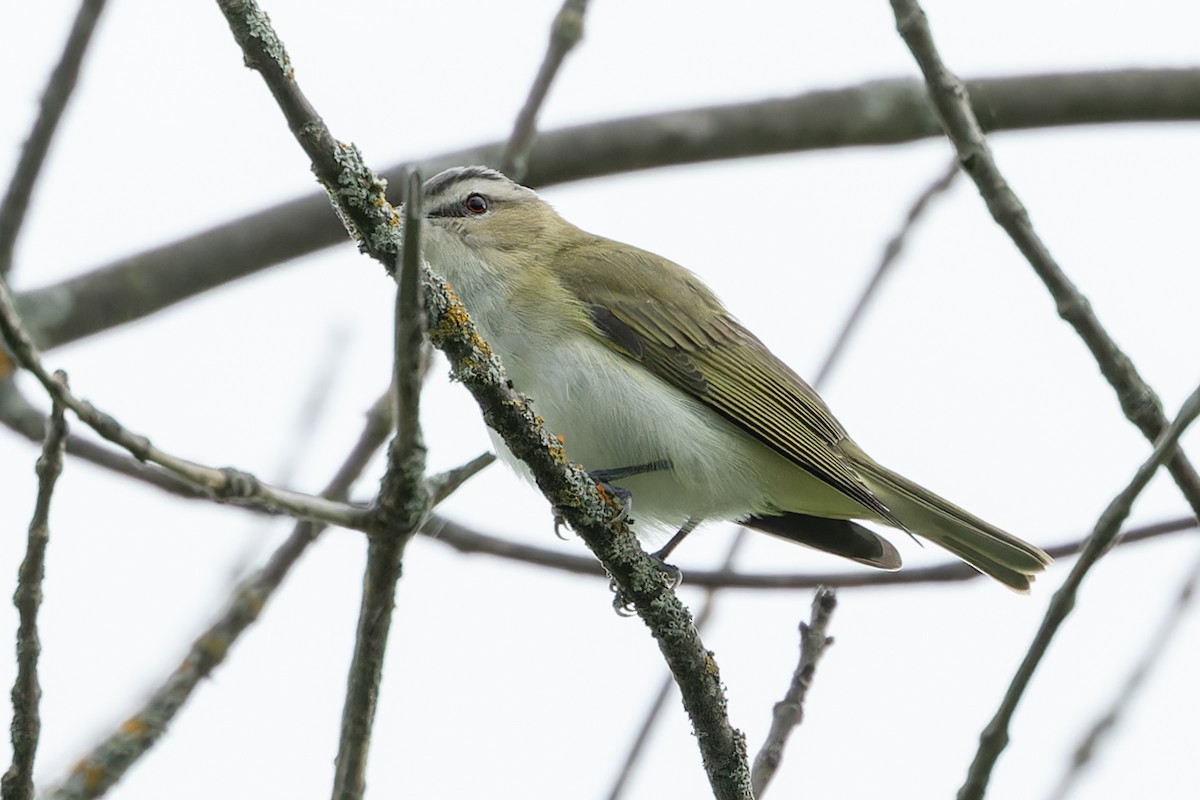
xmin=427 ymin=204 xmax=470 ymax=219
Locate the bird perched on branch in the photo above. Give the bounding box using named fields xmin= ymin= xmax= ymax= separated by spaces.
xmin=413 ymin=166 xmax=1051 ymax=591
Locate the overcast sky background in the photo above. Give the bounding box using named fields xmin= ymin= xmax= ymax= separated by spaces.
xmin=2 ymin=1 xmax=1199 ymax=798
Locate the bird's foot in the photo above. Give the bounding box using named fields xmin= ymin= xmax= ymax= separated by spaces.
xmin=593 ymin=478 xmax=633 ymax=524
xmin=609 ymin=553 xmax=684 ymax=616
xmin=585 ymin=461 xmax=669 ymax=526
xmin=552 ymin=472 xmax=633 ymax=537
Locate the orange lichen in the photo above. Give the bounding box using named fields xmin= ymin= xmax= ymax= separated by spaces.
xmin=81 ymin=762 xmax=106 ymax=791
xmin=119 ymin=717 xmax=149 ymax=737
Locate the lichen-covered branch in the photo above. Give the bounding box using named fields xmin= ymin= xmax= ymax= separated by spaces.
xmin=214 ymin=2 xmax=751 ymax=796
xmin=331 ymin=174 xmax=431 ymax=800
xmin=1 ymin=384 xmax=68 ymax=800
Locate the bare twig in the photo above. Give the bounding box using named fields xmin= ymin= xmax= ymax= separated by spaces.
xmin=215 ymin=4 xmax=751 ymax=795
xmin=426 ymin=512 xmax=1197 ymax=589
xmin=891 ymin=0 xmax=1200 ymax=520
xmin=959 ymin=384 xmax=1200 ymax=800
xmin=373 ymin=171 xmax=430 ymax=528
xmin=43 ymin=391 xmax=393 ymax=800
xmin=0 ymin=382 xmax=214 ymax=499
xmin=812 ymin=157 xmax=958 ymax=387
xmin=0 ymin=276 xmax=368 ymax=528
xmin=501 ymin=0 xmax=589 ymax=180
xmin=332 ymin=173 xmax=430 ymax=800
xmin=1047 ymin=545 xmax=1200 ymax=800
xmin=226 ymin=325 xmax=351 ymax=576
xmin=0 ymin=0 xmax=108 ymax=279
xmin=12 ymin=69 xmax=1200 ymax=354
xmin=427 ymin=452 xmax=496 ymax=505
xmin=751 ymin=588 xmax=838 ymax=797
xmin=1 ymin=378 xmax=68 ymax=800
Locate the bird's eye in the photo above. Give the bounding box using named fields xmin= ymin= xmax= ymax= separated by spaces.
xmin=464 ymin=193 xmax=489 ymax=214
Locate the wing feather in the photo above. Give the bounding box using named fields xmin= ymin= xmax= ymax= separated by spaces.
xmin=559 ymin=241 xmax=902 ymax=527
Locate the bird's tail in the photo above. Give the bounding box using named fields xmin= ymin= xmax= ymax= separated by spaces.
xmin=856 ymin=458 xmax=1052 ymax=592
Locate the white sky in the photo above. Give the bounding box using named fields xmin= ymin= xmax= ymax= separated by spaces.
xmin=2 ymin=1 xmax=1199 ymax=798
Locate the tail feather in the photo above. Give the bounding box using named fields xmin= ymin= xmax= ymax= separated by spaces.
xmin=745 ymin=513 xmax=902 ymax=571
xmin=856 ymin=459 xmax=1052 ymax=592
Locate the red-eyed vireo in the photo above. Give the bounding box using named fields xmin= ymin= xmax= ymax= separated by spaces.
xmin=416 ymin=166 xmax=1051 ymax=591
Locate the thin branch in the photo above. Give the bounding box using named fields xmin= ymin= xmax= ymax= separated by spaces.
xmin=215 ymin=4 xmax=751 ymax=795
xmin=216 ymin=0 xmax=400 ymax=268
xmin=427 ymin=452 xmax=496 ymax=506
xmin=0 ymin=381 xmax=219 ymax=501
xmin=13 ymin=68 xmax=1200 ymax=353
xmin=1046 ymin=545 xmax=1200 ymax=800
xmin=226 ymin=325 xmax=351 ymax=576
xmin=1 ymin=377 xmax=68 ymax=800
xmin=603 ymin=532 xmax=750 ymax=800
xmin=891 ymin=0 xmax=1200 ymax=522
xmin=811 ymin=157 xmax=958 ymax=387
xmin=958 ymin=384 xmax=1200 ymax=800
xmin=424 ymin=513 xmax=1198 ymax=589
xmin=373 ymin=171 xmax=430 ymax=526
xmin=43 ymin=391 xmax=393 ymax=800
xmin=0 ymin=0 xmax=108 ymax=279
xmin=332 ymin=173 xmax=430 ymax=800
xmin=501 ymin=0 xmax=589 ymax=180
xmin=751 ymin=587 xmax=838 ymax=797
xmin=606 ymin=161 xmax=952 ymax=796
xmin=0 ymin=276 xmax=368 ymax=528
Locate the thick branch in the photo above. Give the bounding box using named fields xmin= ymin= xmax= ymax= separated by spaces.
xmin=12 ymin=68 xmax=1200 ymax=352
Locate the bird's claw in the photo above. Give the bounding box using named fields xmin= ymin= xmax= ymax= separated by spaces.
xmin=552 ymin=508 xmax=570 ymax=540
xmin=609 ymin=555 xmax=684 ymax=616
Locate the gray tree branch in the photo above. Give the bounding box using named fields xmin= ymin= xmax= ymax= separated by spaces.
xmin=9 ymin=69 xmax=1200 ymax=354
xmin=214 ymin=2 xmax=753 ymax=796
xmin=1 ymin=380 xmax=67 ymax=800
xmin=0 ymin=0 xmax=107 ymax=280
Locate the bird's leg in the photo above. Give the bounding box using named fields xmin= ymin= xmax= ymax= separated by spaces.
xmin=588 ymin=460 xmax=669 ymax=521
xmin=610 ymin=516 xmax=699 ymax=615
xmin=651 ymin=516 xmax=701 ymax=564
xmin=553 ymin=459 xmax=670 ymax=536
xmin=589 ymin=459 xmax=672 ymax=483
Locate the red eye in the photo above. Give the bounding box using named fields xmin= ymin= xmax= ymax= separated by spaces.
xmin=464 ymin=194 xmax=489 ymax=214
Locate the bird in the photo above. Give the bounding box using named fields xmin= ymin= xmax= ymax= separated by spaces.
xmin=412 ymin=165 xmax=1051 ymax=591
